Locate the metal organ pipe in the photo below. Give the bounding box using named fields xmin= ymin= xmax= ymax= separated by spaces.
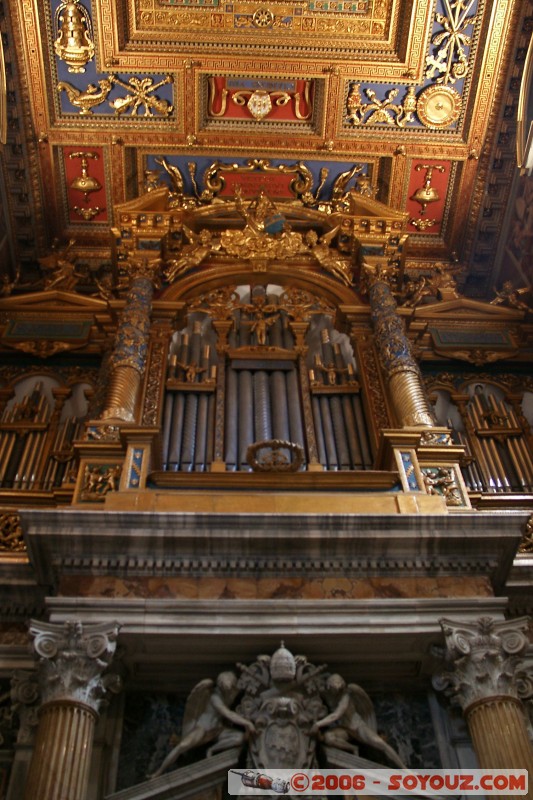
xmin=194 ymin=345 xmax=211 ymax=472
xmin=254 ymin=370 xmax=272 ymax=443
xmin=238 ymin=370 xmax=254 ymax=470
xmin=224 ymin=365 xmax=238 ymax=471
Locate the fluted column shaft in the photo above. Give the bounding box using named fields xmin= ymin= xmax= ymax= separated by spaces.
xmin=24 ymin=701 xmax=97 ymax=800
xmin=466 ymin=696 xmax=533 ymax=777
xmin=434 ymin=616 xmax=533 ymax=800
xmin=102 ymin=265 xmax=158 ymax=422
xmin=368 ymin=277 xmax=435 ymax=427
xmin=22 ymin=620 xmax=120 ymax=800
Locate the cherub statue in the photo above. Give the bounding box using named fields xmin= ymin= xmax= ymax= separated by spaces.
xmin=38 ymin=239 xmax=83 ymax=292
xmin=311 ymin=674 xmax=406 ymax=769
xmin=148 ymin=671 xmax=255 ymax=778
xmin=176 ymin=361 xmax=207 ymax=383
xmin=164 ymin=228 xmax=215 ymax=283
xmin=490 ymin=281 xmax=531 ymax=312
xmin=305 ymin=228 xmax=352 ymax=287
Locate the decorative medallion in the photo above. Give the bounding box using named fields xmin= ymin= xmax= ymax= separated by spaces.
xmin=240 ymin=89 xmax=273 ymax=120
xmin=416 ymin=85 xmax=462 ymax=129
xmin=252 ymin=7 xmax=274 ymax=27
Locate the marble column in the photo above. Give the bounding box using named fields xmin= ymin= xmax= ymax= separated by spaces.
xmin=22 ymin=620 xmax=120 ymax=800
xmin=367 ymin=273 xmax=435 ymax=428
xmin=433 ymin=616 xmax=533 ymax=799
xmin=101 ymin=258 xmax=160 ymax=422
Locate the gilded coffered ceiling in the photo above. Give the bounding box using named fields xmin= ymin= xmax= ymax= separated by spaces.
xmin=0 ymin=0 xmax=531 ymax=297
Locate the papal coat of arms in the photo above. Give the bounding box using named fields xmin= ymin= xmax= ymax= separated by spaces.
xmin=148 ymin=643 xmax=405 ymax=779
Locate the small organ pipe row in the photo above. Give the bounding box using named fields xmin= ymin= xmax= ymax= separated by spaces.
xmin=455 ymin=388 xmax=533 ymax=494
xmin=0 ymin=382 xmax=84 ymax=490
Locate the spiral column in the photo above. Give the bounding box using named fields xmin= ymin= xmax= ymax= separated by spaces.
xmin=101 ymin=259 xmax=159 ymax=422
xmin=23 ymin=620 xmax=120 ymax=800
xmin=367 ymin=273 xmax=435 ymax=428
xmin=433 ymin=617 xmax=533 ymax=800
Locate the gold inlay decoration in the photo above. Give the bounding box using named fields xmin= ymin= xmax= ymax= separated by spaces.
xmin=58 ymin=77 xmax=114 ymax=115
xmin=347 ymin=83 xmax=417 ymax=127
xmin=54 ymin=0 xmax=95 ymax=74
xmin=69 ymin=152 xmax=101 ymax=201
xmin=425 ymin=0 xmax=476 ymax=85
xmin=410 ymin=164 xmax=445 ymax=215
xmin=416 ymin=85 xmax=462 ymax=129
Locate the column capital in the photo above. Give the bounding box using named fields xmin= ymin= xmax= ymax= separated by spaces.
xmin=125 ymin=255 xmax=162 ymax=287
xmin=28 ymin=619 xmax=121 ymax=713
xmin=433 ymin=616 xmax=532 ymax=711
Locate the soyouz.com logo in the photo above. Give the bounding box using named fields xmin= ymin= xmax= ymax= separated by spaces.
xmin=228 ymin=768 xmax=528 ymax=796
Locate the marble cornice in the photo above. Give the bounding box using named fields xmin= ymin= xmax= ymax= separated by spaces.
xmin=20 ymin=508 xmax=529 ymax=592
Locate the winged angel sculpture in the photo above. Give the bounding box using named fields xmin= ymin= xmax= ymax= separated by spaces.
xmin=148 ymin=671 xmax=255 ymax=778
xmin=148 ymin=644 xmax=406 ymax=778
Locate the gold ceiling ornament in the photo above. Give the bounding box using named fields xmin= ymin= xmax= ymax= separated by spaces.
xmin=410 ymin=164 xmax=445 ymax=215
xmin=69 ymin=151 xmax=101 ymax=200
xmin=416 ymin=85 xmax=462 ymax=129
xmin=58 ymin=77 xmax=114 ymax=115
xmin=346 ymin=83 xmax=417 ymax=128
xmin=73 ymin=206 xmax=104 ymax=220
xmin=208 ymin=78 xmax=313 ymax=122
xmin=54 ymin=0 xmax=95 ymax=74
xmin=252 ymin=7 xmax=274 ymax=27
xmin=409 ymin=217 xmax=438 ymax=231
xmin=234 ymin=88 xmax=277 ymax=120
xmin=109 ymin=75 xmax=173 ymax=117
xmin=425 ymin=0 xmax=476 ymax=85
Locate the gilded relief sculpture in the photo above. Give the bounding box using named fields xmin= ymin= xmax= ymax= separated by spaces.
xmin=54 ymin=0 xmax=95 ymax=73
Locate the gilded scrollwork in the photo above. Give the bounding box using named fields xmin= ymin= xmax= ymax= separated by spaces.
xmin=207 ymin=77 xmax=313 ymax=122
xmin=346 ymin=83 xmax=418 ymax=127
xmin=58 ymin=73 xmax=173 ymax=118
xmin=425 ymin=0 xmax=476 ymax=85
xmin=0 ymin=513 xmax=25 ymax=552
xmin=73 ymin=206 xmax=104 ymax=220
xmin=109 ymin=74 xmax=173 ymax=117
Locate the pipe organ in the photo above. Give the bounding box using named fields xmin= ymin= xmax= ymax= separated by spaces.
xmin=431 ymin=380 xmax=533 ymax=494
xmin=0 ymin=379 xmax=89 ymax=492
xmin=160 ymin=285 xmax=372 ymax=473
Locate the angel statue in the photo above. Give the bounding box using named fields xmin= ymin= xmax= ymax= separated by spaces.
xmin=148 ymin=671 xmax=255 ymax=779
xmin=311 ymin=674 xmax=406 ymax=769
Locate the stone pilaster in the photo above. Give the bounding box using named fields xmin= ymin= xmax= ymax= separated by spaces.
xmin=433 ymin=616 xmax=533 ymax=799
xmin=22 ymin=620 xmax=120 ymax=800
xmin=101 ymin=258 xmax=160 ymax=422
xmin=367 ymin=274 xmax=435 ymax=428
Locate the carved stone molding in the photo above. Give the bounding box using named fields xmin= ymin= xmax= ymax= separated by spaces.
xmin=10 ymin=670 xmax=40 ymax=744
xmin=28 ymin=619 xmax=121 ymax=713
xmin=433 ymin=616 xmax=532 ymax=711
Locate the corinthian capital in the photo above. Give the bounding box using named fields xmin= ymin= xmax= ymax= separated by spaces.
xmin=432 ymin=616 xmax=532 ymax=711
xmin=28 ymin=620 xmax=121 ymax=713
